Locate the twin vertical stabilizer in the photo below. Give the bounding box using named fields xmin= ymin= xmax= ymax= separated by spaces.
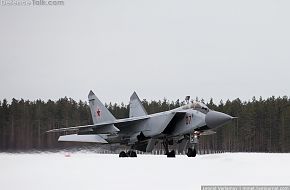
xmin=88 ymin=90 xmax=116 ymax=124
xmin=129 ymin=92 xmax=148 ymax=118
xmin=88 ymin=90 xmax=147 ymax=122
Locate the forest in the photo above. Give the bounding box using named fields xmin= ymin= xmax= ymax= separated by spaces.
xmin=0 ymin=95 xmax=290 ymax=153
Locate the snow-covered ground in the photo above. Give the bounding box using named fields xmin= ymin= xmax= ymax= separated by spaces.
xmin=0 ymin=152 xmax=289 ymax=190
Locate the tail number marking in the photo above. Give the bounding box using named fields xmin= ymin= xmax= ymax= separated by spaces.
xmin=185 ymin=114 xmax=193 ymax=125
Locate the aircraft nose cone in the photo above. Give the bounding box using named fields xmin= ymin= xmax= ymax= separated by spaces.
xmin=205 ymin=111 xmax=233 ymax=128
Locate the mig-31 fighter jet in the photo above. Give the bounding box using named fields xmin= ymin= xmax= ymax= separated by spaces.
xmin=47 ymin=91 xmax=235 ymax=157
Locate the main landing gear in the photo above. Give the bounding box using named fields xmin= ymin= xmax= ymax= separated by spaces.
xmin=187 ymin=147 xmax=197 ymax=157
xmin=186 ymin=132 xmax=199 ymax=157
xmin=163 ymin=140 xmax=176 ymax=158
xmin=119 ymin=150 xmax=137 ymax=157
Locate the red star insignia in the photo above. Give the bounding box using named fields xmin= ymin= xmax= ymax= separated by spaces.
xmin=96 ymin=109 xmax=101 ymax=117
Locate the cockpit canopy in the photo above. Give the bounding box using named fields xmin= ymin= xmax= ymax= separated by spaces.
xmin=182 ymin=101 xmax=210 ymax=113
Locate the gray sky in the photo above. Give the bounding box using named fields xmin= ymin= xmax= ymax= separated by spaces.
xmin=0 ymin=0 xmax=289 ymax=104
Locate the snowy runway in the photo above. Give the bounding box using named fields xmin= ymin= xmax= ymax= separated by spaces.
xmin=0 ymin=152 xmax=289 ymax=190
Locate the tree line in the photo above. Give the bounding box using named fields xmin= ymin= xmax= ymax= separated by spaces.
xmin=0 ymin=96 xmax=290 ymax=153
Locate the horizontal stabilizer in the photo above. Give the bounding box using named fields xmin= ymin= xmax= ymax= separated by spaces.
xmin=58 ymin=134 xmax=108 ymax=143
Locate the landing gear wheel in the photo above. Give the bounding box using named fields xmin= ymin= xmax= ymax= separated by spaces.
xmin=187 ymin=148 xmax=197 ymax=157
xmin=166 ymin=150 xmax=176 ymax=158
xmin=127 ymin=150 xmax=137 ymax=157
xmin=119 ymin=151 xmax=128 ymax=157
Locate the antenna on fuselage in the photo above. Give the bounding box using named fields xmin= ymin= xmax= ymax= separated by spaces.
xmin=185 ymin=96 xmax=190 ymax=104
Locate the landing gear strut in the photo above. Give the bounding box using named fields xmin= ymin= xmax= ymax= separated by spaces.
xmin=186 ymin=132 xmax=199 ymax=157
xmin=163 ymin=140 xmax=175 ymax=158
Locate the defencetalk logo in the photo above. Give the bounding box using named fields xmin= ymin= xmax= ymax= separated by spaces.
xmin=0 ymin=0 xmax=65 ymax=6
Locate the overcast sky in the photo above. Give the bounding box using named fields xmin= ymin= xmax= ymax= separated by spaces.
xmin=0 ymin=0 xmax=289 ymax=104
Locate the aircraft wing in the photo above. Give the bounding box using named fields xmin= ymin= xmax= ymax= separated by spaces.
xmin=46 ymin=115 xmax=149 ymax=134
